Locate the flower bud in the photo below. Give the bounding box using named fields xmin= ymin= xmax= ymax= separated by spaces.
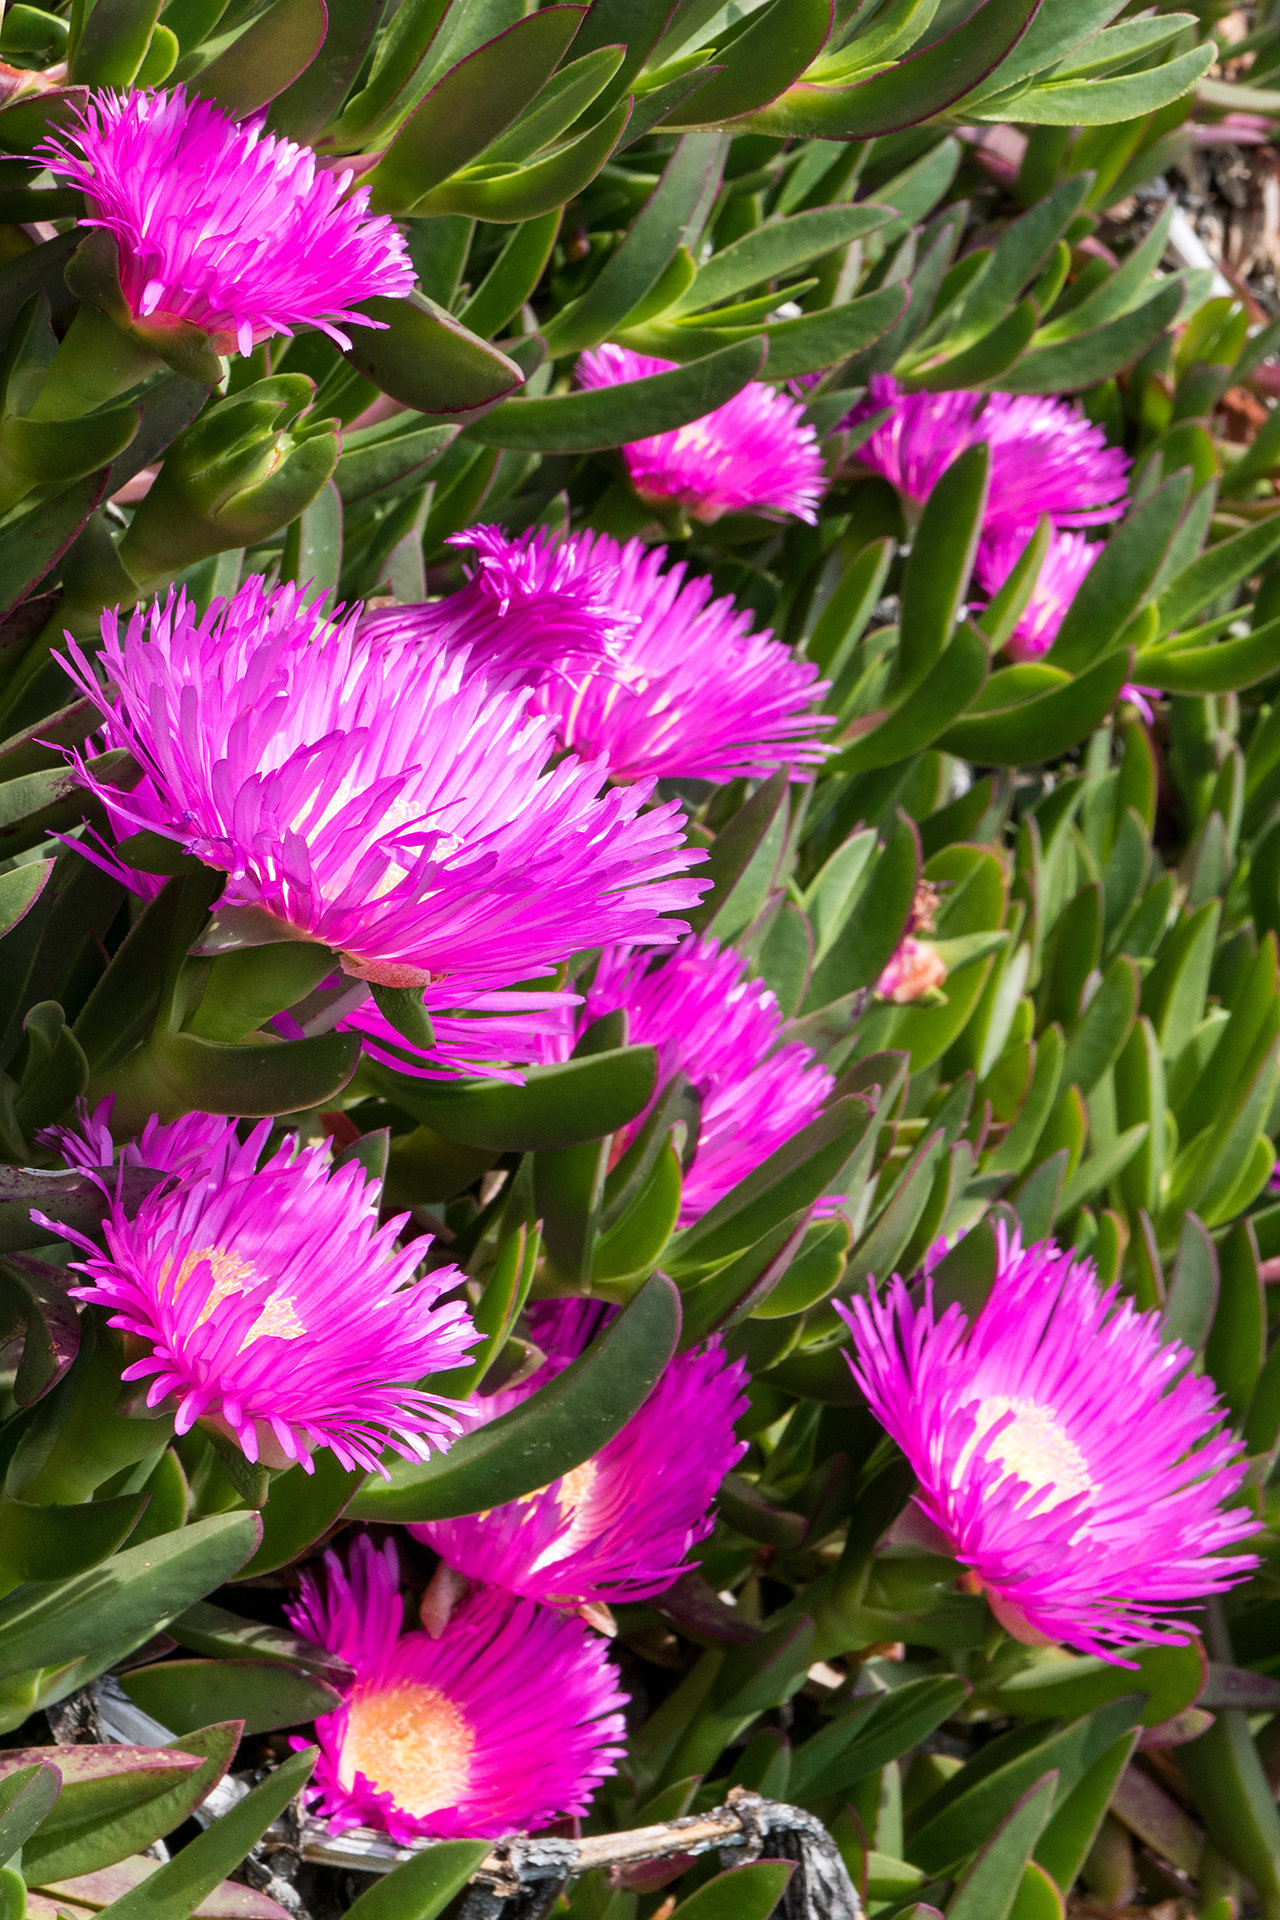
xmin=119 ymin=375 xmax=339 ymax=585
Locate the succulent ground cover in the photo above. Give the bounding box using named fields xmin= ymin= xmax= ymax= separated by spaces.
xmin=5 ymin=2 xmax=1280 ymax=1918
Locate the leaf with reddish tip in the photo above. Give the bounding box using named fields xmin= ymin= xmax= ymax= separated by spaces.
xmin=735 ymin=0 xmax=1042 ymax=137
xmin=21 ymin=1724 xmax=242 ymax=1887
xmin=188 ymin=0 xmax=328 ymax=115
xmin=38 ymin=1859 xmax=291 ymax=1920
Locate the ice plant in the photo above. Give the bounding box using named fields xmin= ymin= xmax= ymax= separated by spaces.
xmin=59 ymin=578 xmax=705 ymax=1035
xmin=38 ymin=1113 xmax=477 ymax=1474
xmin=561 ymin=934 xmax=835 ymax=1223
xmin=844 ymin=376 xmax=1130 ymax=537
xmin=576 ymin=344 xmax=825 ymax=523
xmin=840 ymin=1224 xmax=1260 ymax=1661
xmin=359 ymin=524 xmax=631 ymax=689
xmin=38 ymin=87 xmax=414 ymax=356
xmin=976 ymin=527 xmax=1158 ymax=720
xmin=412 ymin=1301 xmax=748 ymax=1607
xmin=42 ymin=1097 xmax=231 ymax=1181
xmin=286 ymin=1532 xmax=626 ymax=1840
xmin=377 ymin=525 xmax=831 ymax=783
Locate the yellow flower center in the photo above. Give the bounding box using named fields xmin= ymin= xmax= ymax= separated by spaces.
xmin=342 ymin=1685 xmax=474 ymax=1816
xmin=973 ymin=1395 xmax=1094 ymax=1515
xmin=170 ymin=1246 xmax=306 ymax=1345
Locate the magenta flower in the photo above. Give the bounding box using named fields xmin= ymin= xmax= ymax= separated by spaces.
xmin=412 ymin=1301 xmax=748 ymax=1607
xmin=286 ymin=1533 xmax=626 ymax=1840
xmin=562 ymin=934 xmax=834 ymax=1224
xmin=381 ymin=525 xmax=831 ymax=785
xmin=38 ymin=88 xmax=414 ymax=357
xmin=38 ymin=1112 xmax=477 ymax=1475
xmin=43 ymin=1096 xmax=232 ymax=1181
xmin=839 ymin=1224 xmax=1260 ymax=1661
xmin=845 ymin=376 xmax=1129 ymax=537
xmin=576 ymin=345 xmax=825 ymax=523
xmin=359 ymin=525 xmax=630 ymax=690
xmin=60 ymin=579 xmax=704 ymax=1024
xmin=976 ymin=527 xmax=1158 ymax=720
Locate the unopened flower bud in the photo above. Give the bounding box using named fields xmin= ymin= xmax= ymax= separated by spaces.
xmin=118 ymin=375 xmax=339 ymax=584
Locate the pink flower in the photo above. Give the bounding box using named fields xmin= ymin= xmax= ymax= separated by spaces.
xmin=576 ymin=345 xmax=825 ymax=523
xmin=39 ymin=1112 xmax=477 ymax=1475
xmin=385 ymin=525 xmax=831 ymax=785
xmin=59 ymin=578 xmax=705 ymax=1040
xmin=286 ymin=1533 xmax=627 ymax=1840
xmin=358 ymin=525 xmax=631 ymax=690
xmin=976 ymin=527 xmax=1159 ymax=719
xmin=39 ymin=88 xmax=414 ymax=357
xmin=839 ymin=1224 xmax=1260 ymax=1661
xmin=845 ymin=376 xmax=1129 ymax=537
xmin=412 ymin=1301 xmax=748 ymax=1607
xmin=42 ymin=1096 xmax=231 ymax=1180
xmin=565 ymin=934 xmax=834 ymax=1224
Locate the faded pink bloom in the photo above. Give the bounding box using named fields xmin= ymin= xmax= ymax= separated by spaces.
xmin=287 ymin=1533 xmax=626 ymax=1840
xmin=39 ymin=88 xmax=414 ymax=356
xmin=412 ymin=1301 xmax=748 ymax=1607
xmin=576 ymin=344 xmax=825 ymax=522
xmin=844 ymin=376 xmax=1130 ymax=537
xmin=39 ymin=1113 xmax=477 ymax=1475
xmin=840 ymin=1224 xmax=1260 ymax=1661
xmin=877 ymin=936 xmax=946 ymax=1003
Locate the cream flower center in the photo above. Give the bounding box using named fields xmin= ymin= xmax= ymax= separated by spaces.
xmin=973 ymin=1395 xmax=1094 ymax=1515
xmin=170 ymin=1246 xmax=306 ymax=1345
xmin=342 ymin=1684 xmax=474 ymax=1816
xmin=529 ymin=1458 xmax=600 ymax=1572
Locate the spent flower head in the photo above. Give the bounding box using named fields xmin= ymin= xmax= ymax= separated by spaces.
xmin=39 ymin=1113 xmax=477 ymax=1475
xmin=287 ymin=1532 xmax=626 ymax=1840
xmin=576 ymin=345 xmax=825 ymax=523
xmin=839 ymin=1223 xmax=1260 ymax=1660
xmin=39 ymin=87 xmax=414 ymax=357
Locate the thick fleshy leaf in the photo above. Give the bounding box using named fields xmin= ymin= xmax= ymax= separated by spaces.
xmin=737 ymin=0 xmax=1041 ymax=136
xmin=467 ymin=335 xmax=765 ymax=450
xmin=0 ymin=1767 xmax=62 ymax=1870
xmin=369 ymin=1045 xmax=657 ymax=1150
xmin=661 ymin=0 xmax=834 ymax=127
xmin=120 ymin=1661 xmax=340 ymax=1738
xmin=368 ymin=8 xmax=586 ymax=213
xmin=187 ymin=0 xmax=327 ymax=115
xmin=0 ymin=1515 xmax=261 ymax=1680
xmin=411 ymin=96 xmax=631 ymax=221
xmin=349 ymin=1272 xmax=679 ymax=1521
xmin=90 ymin=1748 xmax=317 ymax=1920
xmin=345 ymin=293 xmax=524 ymax=415
xmin=19 ymin=1725 xmax=241 ymax=1889
xmin=340 ymin=1844 xmax=493 ymax=1920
